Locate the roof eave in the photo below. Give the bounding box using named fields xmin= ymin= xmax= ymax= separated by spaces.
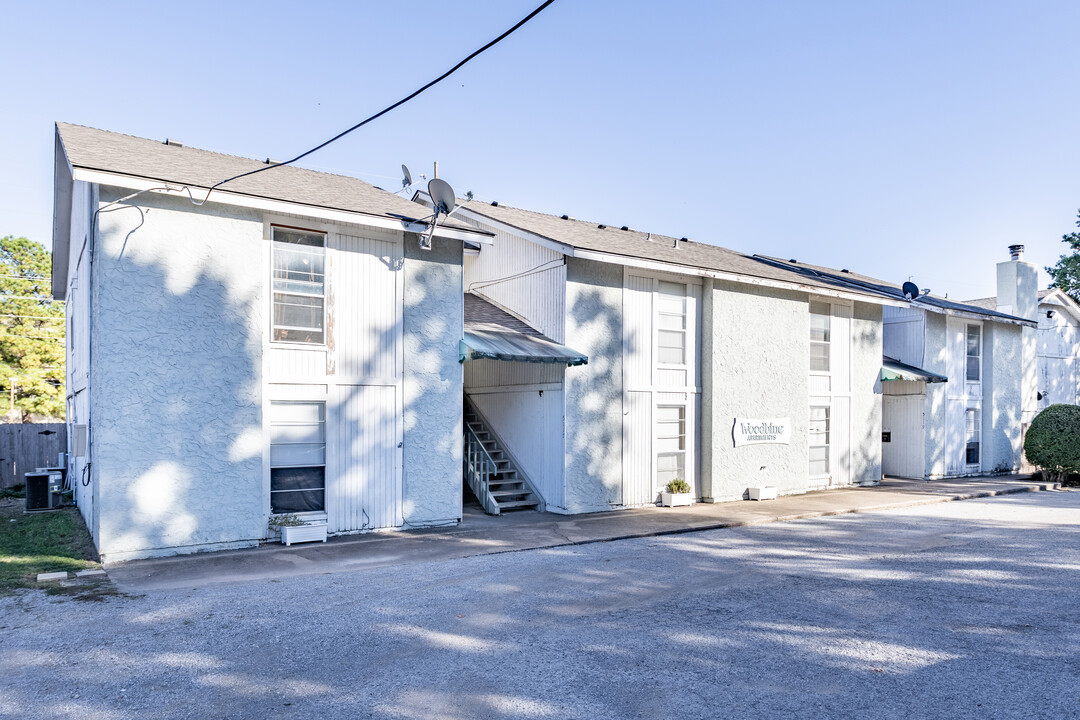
xmin=572 ymin=248 xmax=908 ymax=307
xmin=51 ymin=127 xmax=73 ymax=301
xmin=912 ymin=299 xmax=1037 ymax=328
xmin=71 ymin=167 xmax=495 ymax=244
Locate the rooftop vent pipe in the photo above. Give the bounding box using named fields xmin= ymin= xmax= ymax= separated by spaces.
xmin=164 ymin=138 xmax=183 ymax=147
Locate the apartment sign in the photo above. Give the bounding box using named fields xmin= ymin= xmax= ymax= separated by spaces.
xmin=733 ymin=417 xmax=791 ymax=447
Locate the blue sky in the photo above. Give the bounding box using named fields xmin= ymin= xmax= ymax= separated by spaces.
xmin=2 ymin=1 xmax=1077 ymax=299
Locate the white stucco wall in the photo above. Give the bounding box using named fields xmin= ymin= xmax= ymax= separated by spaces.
xmin=402 ymin=233 xmax=463 ymax=526
xmin=701 ymin=280 xmax=810 ymax=500
xmin=563 ymin=258 xmax=623 ymax=512
xmin=91 ymin=189 xmax=265 ymax=561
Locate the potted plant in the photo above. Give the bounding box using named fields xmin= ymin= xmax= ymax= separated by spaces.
xmin=269 ymin=513 xmax=328 ymax=546
xmin=660 ymin=479 xmax=693 ymax=507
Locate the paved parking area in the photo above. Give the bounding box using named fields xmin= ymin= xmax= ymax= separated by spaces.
xmin=1 ymin=488 xmax=1077 ymax=719
xmin=106 ymin=474 xmax=1056 ymax=593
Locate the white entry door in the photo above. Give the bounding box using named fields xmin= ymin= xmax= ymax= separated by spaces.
xmin=882 ymin=394 xmax=925 ymax=479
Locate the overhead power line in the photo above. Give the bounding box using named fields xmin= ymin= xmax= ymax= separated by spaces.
xmin=199 ymin=0 xmax=557 ymax=204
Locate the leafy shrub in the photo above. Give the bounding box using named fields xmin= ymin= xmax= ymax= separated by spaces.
xmin=665 ymin=479 xmax=691 ymax=494
xmin=1024 ymin=404 xmax=1080 ymax=483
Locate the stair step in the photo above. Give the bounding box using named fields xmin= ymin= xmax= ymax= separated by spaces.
xmin=496 ymin=499 xmax=540 ymax=509
xmin=491 ymin=489 xmax=533 ymax=498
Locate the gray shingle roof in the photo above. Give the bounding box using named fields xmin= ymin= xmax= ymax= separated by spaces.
xmin=55 ymin=122 xmax=481 ymax=232
xmin=753 ymin=255 xmax=1033 ymax=325
xmin=457 ymin=202 xmax=897 ymax=301
xmin=966 ymin=290 xmax=1053 ymax=311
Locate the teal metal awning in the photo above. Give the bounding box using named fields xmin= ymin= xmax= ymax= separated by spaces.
xmin=460 ymin=293 xmax=588 ymax=366
xmin=881 ymin=356 xmax=947 ymax=383
xmin=460 ymin=331 xmax=588 ymax=366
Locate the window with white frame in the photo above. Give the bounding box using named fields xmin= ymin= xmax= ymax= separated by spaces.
xmin=965 ymin=408 xmax=980 ymax=465
xmin=655 ymin=405 xmax=686 ymax=488
xmin=810 ymin=302 xmax=831 ymax=372
xmin=809 ymin=405 xmax=830 ymax=476
xmin=272 ymin=227 xmax=326 ymax=344
xmin=270 ymin=401 xmax=326 ymax=514
xmin=656 ymin=281 xmax=687 ymax=365
xmin=966 ymin=325 xmax=981 ymax=381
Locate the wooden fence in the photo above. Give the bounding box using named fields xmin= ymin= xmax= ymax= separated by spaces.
xmin=0 ymin=423 xmax=66 ymax=489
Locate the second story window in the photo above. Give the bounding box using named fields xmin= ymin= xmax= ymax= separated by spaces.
xmin=272 ymin=227 xmax=326 ymax=344
xmin=657 ymin=281 xmax=687 ymax=365
xmin=810 ymin=301 xmax=831 ymax=372
xmin=966 ymin=325 xmax=981 ymax=381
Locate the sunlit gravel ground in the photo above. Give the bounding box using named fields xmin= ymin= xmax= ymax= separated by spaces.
xmin=2 ymin=490 xmax=1078 ymax=720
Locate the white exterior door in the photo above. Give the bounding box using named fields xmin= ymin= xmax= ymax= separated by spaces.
xmin=882 ymin=394 xmax=925 ymax=479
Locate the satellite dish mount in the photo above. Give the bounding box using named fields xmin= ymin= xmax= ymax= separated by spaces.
xmin=420 ymin=178 xmax=457 ymax=250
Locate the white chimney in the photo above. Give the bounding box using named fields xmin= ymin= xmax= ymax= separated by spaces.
xmin=996 ymin=245 xmax=1037 ymax=320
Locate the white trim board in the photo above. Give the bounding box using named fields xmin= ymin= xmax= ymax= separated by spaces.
xmin=72 ymin=168 xmax=495 ymax=244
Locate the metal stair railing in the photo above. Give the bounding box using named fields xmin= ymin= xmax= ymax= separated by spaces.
xmin=464 ymin=408 xmax=500 ymax=515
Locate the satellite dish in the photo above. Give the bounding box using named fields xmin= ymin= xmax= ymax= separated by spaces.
xmin=401 ymin=164 xmax=413 ymax=189
xmin=902 ymin=281 xmax=920 ymax=300
xmin=428 ymin=178 xmax=456 ymax=216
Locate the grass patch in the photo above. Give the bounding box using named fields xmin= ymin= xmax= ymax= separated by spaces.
xmin=0 ymin=483 xmax=25 ymax=500
xmin=0 ymin=499 xmax=103 ymax=596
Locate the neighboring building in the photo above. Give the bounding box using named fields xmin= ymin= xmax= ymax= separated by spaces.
xmin=418 ymin=197 xmax=901 ymax=511
xmin=753 ymin=252 xmax=1038 ymax=480
xmin=966 ymin=259 xmax=1080 ymax=411
xmin=52 ymin=123 xmax=493 ymax=561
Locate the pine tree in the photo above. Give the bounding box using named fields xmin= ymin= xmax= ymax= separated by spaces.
xmin=0 ymin=236 xmax=65 ymax=421
xmin=1046 ymin=210 xmax=1080 ymax=302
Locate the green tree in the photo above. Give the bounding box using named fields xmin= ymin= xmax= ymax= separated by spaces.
xmin=1046 ymin=209 xmax=1080 ymax=301
xmin=0 ymin=237 xmax=65 ymax=421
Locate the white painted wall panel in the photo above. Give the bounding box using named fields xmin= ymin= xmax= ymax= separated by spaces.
xmin=883 ymin=307 xmax=925 ymax=368
xmin=832 ymin=304 xmax=852 ymax=394
xmin=624 ymin=273 xmax=653 ymax=388
xmin=831 ymin=396 xmax=851 ymax=487
xmin=330 ymin=384 xmax=400 ymax=533
xmin=471 ymin=389 xmax=565 ymax=509
xmin=461 ymin=217 xmax=566 ymax=342
xmin=882 ymin=394 xmax=925 ymax=479
xmin=464 ymin=359 xmax=563 ymax=389
xmin=268 ymin=348 xmax=326 ymax=379
xmin=622 ymin=390 xmax=652 ymax=506
xmin=333 ymin=232 xmax=402 ymax=382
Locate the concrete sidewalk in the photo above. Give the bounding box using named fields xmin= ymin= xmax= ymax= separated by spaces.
xmin=106 ymin=474 xmax=1061 ymax=593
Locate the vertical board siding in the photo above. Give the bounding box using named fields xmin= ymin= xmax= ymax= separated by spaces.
xmin=0 ymin=424 xmax=67 ymax=489
xmin=624 ymin=274 xmax=654 ymax=388
xmin=883 ymin=307 xmax=926 ymax=367
xmin=464 ymin=359 xmax=563 ymax=389
xmin=268 ymin=348 xmax=327 ymax=379
xmin=267 ymin=384 xmax=328 ymax=398
xmin=832 ymin=304 xmax=852 ymax=394
xmin=622 ymin=391 xmax=652 ymax=506
xmin=832 ymin=396 xmax=851 ymax=486
xmin=461 ymin=217 xmax=566 ymax=342
xmin=335 ymin=232 xmax=402 ymax=381
xmin=471 ymin=390 xmax=565 ymax=508
xmin=268 ymin=223 xmax=405 ymax=534
xmin=882 ymin=394 xmax=926 ymax=479
xmin=330 ymin=384 xmax=400 ymax=532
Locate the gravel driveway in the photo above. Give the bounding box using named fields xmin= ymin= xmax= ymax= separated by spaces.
xmin=2 ymin=491 xmax=1078 ymax=720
